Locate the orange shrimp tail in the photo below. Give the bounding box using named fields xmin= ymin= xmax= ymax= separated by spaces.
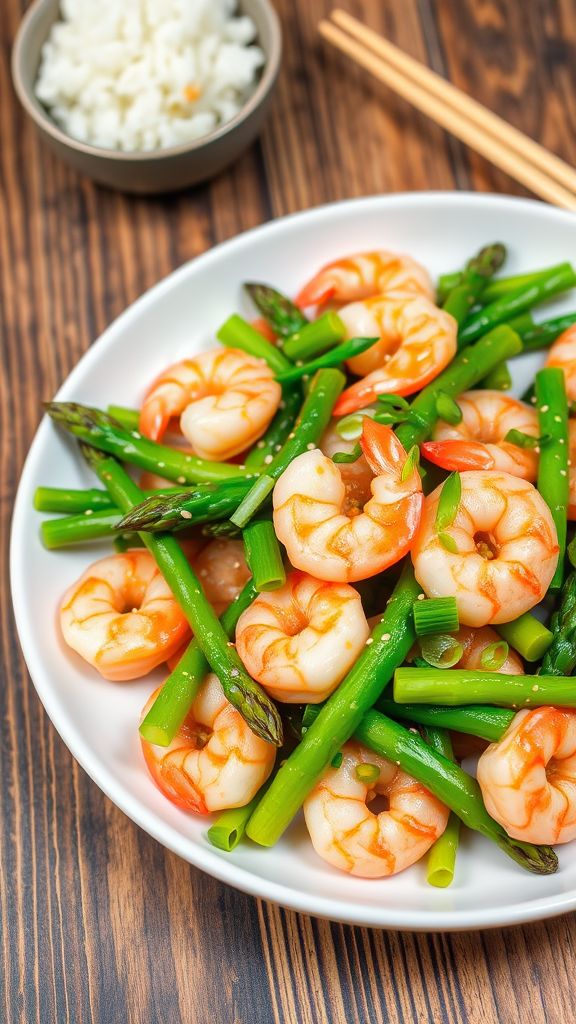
xmin=421 ymin=441 xmax=495 ymax=472
xmin=334 ymin=379 xmax=415 ymax=416
xmin=360 ymin=419 xmax=411 ymax=478
xmin=295 ymin=277 xmax=335 ymax=309
xmin=138 ymin=397 xmax=170 ymax=441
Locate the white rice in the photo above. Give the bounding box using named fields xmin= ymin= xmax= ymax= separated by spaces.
xmin=35 ymin=0 xmax=265 ymax=152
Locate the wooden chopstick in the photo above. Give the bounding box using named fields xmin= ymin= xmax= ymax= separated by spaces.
xmin=319 ymin=12 xmax=576 ymax=211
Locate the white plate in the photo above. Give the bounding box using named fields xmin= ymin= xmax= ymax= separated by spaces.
xmin=11 ymin=193 xmax=576 ymax=931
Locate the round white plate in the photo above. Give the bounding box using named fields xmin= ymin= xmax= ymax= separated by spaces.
xmin=11 ymin=193 xmax=576 ymax=930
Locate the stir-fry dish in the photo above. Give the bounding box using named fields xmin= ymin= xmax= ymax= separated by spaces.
xmin=38 ymin=242 xmax=576 ymax=885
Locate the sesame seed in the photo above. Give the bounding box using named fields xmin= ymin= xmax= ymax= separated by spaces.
xmin=274 ymin=444 xmax=282 ymax=451
xmin=554 ymin=415 xmax=562 ymax=423
xmin=365 ymin=637 xmax=374 ymax=646
xmin=84 ymin=509 xmax=93 ymax=516
xmin=158 ymin=462 xmax=165 ymax=468
xmin=264 ymin=455 xmax=273 ymax=465
xmin=534 ymin=447 xmax=540 ymax=454
xmin=559 ymin=438 xmax=566 ymax=444
xmin=561 ymin=469 xmax=567 ymax=477
xmin=461 ymin=358 xmax=469 ymax=364
xmin=296 ymin=360 xmax=303 ymax=368
xmin=177 ymin=476 xmax=186 ymax=484
xmin=185 ymin=456 xmax=192 ymax=463
xmin=230 ymin=668 xmax=239 ymax=677
xmin=532 ymin=684 xmax=539 ymax=692
xmin=131 ymin=431 xmax=141 ymax=439
xmin=288 ymin=433 xmax=295 ymax=440
xmin=180 ymin=510 xmax=192 ymax=519
xmin=417 ymin=593 xmax=425 ymax=601
xmin=303 ymin=375 xmax=310 ymax=382
xmin=381 ymin=633 xmax=391 ymax=642
xmin=227 ymin=641 xmax=234 ymax=647
xmin=257 ymin=441 xmax=265 ymax=449
xmin=306 ymin=442 xmax=316 ymax=450
xmin=540 ymin=404 xmax=549 ymax=413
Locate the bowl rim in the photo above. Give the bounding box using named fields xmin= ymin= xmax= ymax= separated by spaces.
xmin=11 ymin=0 xmax=282 ymax=162
xmin=10 ymin=190 xmax=576 ymax=931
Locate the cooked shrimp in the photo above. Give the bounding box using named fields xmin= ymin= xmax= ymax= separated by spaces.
xmin=192 ymin=538 xmax=250 ymax=616
xmin=333 ymin=295 xmax=457 ymax=414
xmin=411 ymin=470 xmax=558 ymax=626
xmin=235 ymin=571 xmax=369 ymax=703
xmin=545 ymin=324 xmax=576 ymax=400
xmin=273 ymin=420 xmax=423 ymax=583
xmin=303 ymin=742 xmax=449 ymax=878
xmin=60 ymin=550 xmax=190 ymax=681
xmin=141 ymin=673 xmax=275 ymax=813
xmin=139 ymin=348 xmax=281 ymax=459
xmin=453 ymin=625 xmax=524 ymax=674
xmin=296 ymin=251 xmax=434 ymax=308
xmin=422 ymin=391 xmax=539 ymax=481
xmin=319 ymin=420 xmax=374 ymax=514
xmin=477 ymin=707 xmax=576 ymax=844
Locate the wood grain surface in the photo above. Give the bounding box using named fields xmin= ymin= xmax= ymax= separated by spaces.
xmin=2 ymin=1 xmax=576 ymax=1022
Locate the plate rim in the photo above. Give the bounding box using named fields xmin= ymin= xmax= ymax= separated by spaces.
xmin=11 ymin=189 xmax=576 ymax=931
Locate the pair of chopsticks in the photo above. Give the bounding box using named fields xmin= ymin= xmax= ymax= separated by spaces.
xmin=319 ymin=10 xmax=576 ymax=211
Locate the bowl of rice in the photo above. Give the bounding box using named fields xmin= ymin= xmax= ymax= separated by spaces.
xmin=12 ymin=0 xmax=281 ymax=194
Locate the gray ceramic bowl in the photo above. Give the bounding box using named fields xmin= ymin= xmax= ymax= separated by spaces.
xmin=12 ymin=0 xmax=281 ymax=194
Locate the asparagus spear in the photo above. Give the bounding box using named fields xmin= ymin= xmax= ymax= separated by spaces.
xmin=140 ymin=578 xmax=258 ymax=745
xmin=535 ymin=367 xmax=569 ymax=590
xmin=44 ymin=403 xmax=248 ymax=485
xmin=246 ymin=563 xmax=420 ymax=846
xmin=442 ymin=243 xmax=507 ymax=324
xmin=217 ymin=314 xmax=293 ymax=374
xmin=394 ymin=667 xmax=576 ymax=707
xmin=275 ymin=336 xmax=378 ymax=383
xmin=394 ymin=325 xmax=522 ymax=450
xmin=244 ymin=283 xmax=309 ymax=339
xmin=540 ymin=572 xmax=576 ymax=675
xmin=420 ymin=727 xmax=460 ymax=888
xmin=376 ymin=699 xmax=514 ymax=742
xmin=282 ymin=313 xmax=346 ymax=361
xmin=245 ymin=387 xmax=302 ymax=469
xmin=77 ymin=444 xmax=282 ymax=747
xmin=519 ymin=313 xmax=576 ymax=353
xmin=457 ymin=264 xmax=576 ymax=349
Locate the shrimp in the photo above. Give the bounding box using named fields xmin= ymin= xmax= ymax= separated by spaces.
xmin=453 ymin=625 xmax=524 ymax=674
xmin=545 ymin=324 xmax=576 ymax=400
xmin=448 ymin=626 xmax=523 ymax=759
xmin=296 ymin=251 xmax=434 ymax=308
xmin=192 ymin=538 xmax=250 ymax=616
xmin=319 ymin=420 xmax=374 ymax=514
xmin=332 ymin=295 xmax=457 ymax=415
xmin=411 ymin=470 xmax=558 ymax=626
xmin=303 ymin=742 xmax=449 ymax=878
xmin=477 ymin=707 xmax=576 ymax=844
xmin=60 ymin=550 xmax=190 ymax=681
xmin=141 ymin=673 xmax=275 ymax=813
xmin=273 ymin=419 xmax=423 ymax=583
xmin=235 ymin=571 xmax=370 ymax=703
xmin=138 ymin=348 xmax=281 ymax=460
xmin=422 ymin=391 xmax=539 ymax=481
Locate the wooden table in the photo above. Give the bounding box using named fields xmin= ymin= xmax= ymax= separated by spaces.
xmin=2 ymin=1 xmax=576 ymax=1021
